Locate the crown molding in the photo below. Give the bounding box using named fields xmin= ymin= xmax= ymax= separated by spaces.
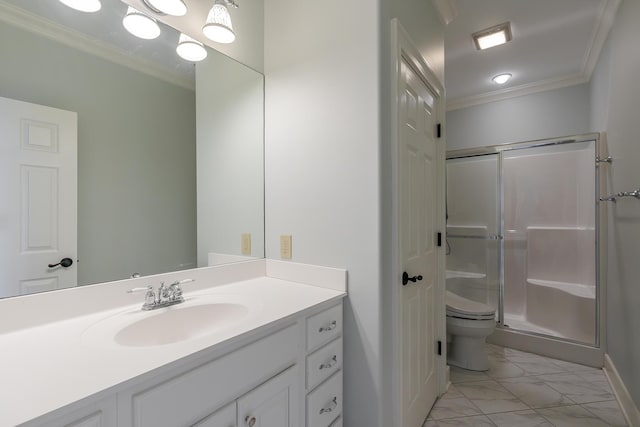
xmin=582 ymin=0 xmax=621 ymax=79
xmin=432 ymin=0 xmax=458 ymax=26
xmin=0 ymin=1 xmax=194 ymax=91
xmin=447 ymin=73 xmax=589 ymax=111
xmin=448 ymin=0 xmax=620 ymax=112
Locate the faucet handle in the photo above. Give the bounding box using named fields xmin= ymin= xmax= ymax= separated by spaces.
xmin=127 ymin=286 xmax=153 ymax=293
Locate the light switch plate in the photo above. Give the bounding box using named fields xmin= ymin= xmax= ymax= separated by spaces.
xmin=280 ymin=235 xmax=292 ymax=259
xmin=241 ymin=233 xmax=251 ymax=255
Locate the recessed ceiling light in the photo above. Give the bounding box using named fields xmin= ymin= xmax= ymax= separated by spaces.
xmin=58 ymin=0 xmax=101 ymax=13
xmin=123 ymin=6 xmax=161 ymax=40
xmin=143 ymin=0 xmax=187 ymax=17
xmin=472 ymin=22 xmax=512 ymax=50
xmin=492 ymin=73 xmax=512 ymax=85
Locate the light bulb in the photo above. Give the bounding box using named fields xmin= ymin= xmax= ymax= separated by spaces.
xmin=145 ymin=0 xmax=187 ymax=16
xmin=58 ymin=0 xmax=101 ymax=13
xmin=123 ymin=6 xmax=161 ymax=40
xmin=177 ymin=34 xmax=208 ymax=62
xmin=202 ymin=3 xmax=235 ymax=44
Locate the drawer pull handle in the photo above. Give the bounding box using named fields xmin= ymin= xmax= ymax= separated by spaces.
xmin=319 ymin=320 xmax=337 ymax=333
xmin=245 ymin=416 xmax=256 ymax=427
xmin=319 ymin=355 xmax=338 ymax=370
xmin=320 ymin=396 xmax=338 ymax=415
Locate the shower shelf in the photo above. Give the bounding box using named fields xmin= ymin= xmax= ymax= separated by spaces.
xmin=527 ymin=278 xmax=595 ymax=299
xmin=446 ymin=270 xmax=486 ymax=280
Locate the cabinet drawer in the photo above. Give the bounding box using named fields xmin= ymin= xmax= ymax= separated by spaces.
xmin=330 ymin=417 xmax=342 ymax=427
xmin=306 ymin=304 xmax=342 ymax=352
xmin=306 ymin=371 xmax=342 ymax=427
xmin=306 ymin=338 xmax=342 ymax=391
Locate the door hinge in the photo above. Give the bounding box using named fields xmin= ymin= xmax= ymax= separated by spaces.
xmin=436 ymin=123 xmax=442 ymax=138
xmin=437 ymin=340 xmax=442 ymax=356
xmin=437 ymin=232 xmax=442 ymax=247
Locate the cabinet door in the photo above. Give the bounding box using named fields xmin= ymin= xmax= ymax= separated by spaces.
xmin=192 ymin=402 xmax=236 ymax=427
xmin=237 ymin=365 xmax=298 ymax=427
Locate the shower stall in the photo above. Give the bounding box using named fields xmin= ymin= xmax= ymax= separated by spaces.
xmin=445 ymin=134 xmax=605 ymax=365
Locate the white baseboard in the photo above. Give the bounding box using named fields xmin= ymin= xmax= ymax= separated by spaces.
xmin=604 ymin=354 xmax=640 ymax=427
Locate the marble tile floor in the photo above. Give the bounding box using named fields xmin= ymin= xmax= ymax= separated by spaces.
xmin=423 ymin=344 xmax=627 ymax=426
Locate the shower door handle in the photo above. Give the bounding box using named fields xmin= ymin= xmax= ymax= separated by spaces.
xmin=402 ymin=272 xmax=423 ymax=286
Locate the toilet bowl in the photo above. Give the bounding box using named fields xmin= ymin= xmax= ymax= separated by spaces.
xmin=446 ymin=291 xmax=496 ymax=371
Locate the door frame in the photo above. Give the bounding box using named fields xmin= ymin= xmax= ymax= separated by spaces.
xmin=389 ymin=18 xmax=447 ymax=426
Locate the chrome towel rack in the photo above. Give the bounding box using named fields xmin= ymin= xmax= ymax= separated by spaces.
xmin=600 ymin=188 xmax=640 ymax=203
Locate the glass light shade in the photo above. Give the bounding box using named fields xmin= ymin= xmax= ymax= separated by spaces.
xmin=472 ymin=22 xmax=512 ymax=51
xmin=146 ymin=0 xmax=187 ymax=16
xmin=492 ymin=73 xmax=512 ymax=85
xmin=123 ymin=7 xmax=161 ymax=40
xmin=202 ymin=3 xmax=235 ymax=44
xmin=177 ymin=34 xmax=208 ymax=62
xmin=58 ymin=0 xmax=101 ymax=13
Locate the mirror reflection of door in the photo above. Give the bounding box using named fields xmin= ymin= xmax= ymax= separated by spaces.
xmin=0 ymin=96 xmax=77 ymax=297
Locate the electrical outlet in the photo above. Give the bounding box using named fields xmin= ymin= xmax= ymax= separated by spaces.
xmin=241 ymin=233 xmax=251 ymax=256
xmin=280 ymin=235 xmax=292 ymax=259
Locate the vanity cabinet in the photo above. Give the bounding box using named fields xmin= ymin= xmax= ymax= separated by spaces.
xmin=20 ymin=301 xmax=344 ymax=427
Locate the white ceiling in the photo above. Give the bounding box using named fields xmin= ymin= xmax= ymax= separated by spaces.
xmin=444 ymin=0 xmax=619 ymax=110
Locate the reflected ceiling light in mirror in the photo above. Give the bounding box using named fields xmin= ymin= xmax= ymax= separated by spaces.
xmin=492 ymin=73 xmax=512 ymax=85
xmin=202 ymin=0 xmax=238 ymax=44
xmin=58 ymin=0 xmax=102 ymax=13
xmin=143 ymin=0 xmax=187 ymax=16
xmin=473 ymin=22 xmax=512 ymax=50
xmin=123 ymin=6 xmax=161 ymax=40
xmin=177 ymin=34 xmax=208 ymax=62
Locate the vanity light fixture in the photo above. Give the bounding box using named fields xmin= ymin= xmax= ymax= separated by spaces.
xmin=58 ymin=0 xmax=102 ymax=13
xmin=202 ymin=0 xmax=238 ymax=44
xmin=492 ymin=73 xmax=512 ymax=85
xmin=143 ymin=0 xmax=187 ymax=16
xmin=472 ymin=22 xmax=512 ymax=50
xmin=123 ymin=6 xmax=161 ymax=40
xmin=177 ymin=34 xmax=208 ymax=62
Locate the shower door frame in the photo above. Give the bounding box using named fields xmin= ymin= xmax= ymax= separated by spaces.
xmin=446 ymin=133 xmax=607 ymax=367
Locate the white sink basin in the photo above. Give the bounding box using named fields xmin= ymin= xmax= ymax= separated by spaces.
xmin=82 ymin=295 xmax=252 ymax=348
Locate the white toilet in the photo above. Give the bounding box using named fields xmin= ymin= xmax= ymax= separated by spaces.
xmin=446 ymin=291 xmax=496 ymax=371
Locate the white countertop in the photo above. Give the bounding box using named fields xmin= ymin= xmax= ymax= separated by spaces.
xmin=0 ymin=261 xmax=346 ymax=426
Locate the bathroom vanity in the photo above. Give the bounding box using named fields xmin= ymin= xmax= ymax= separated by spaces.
xmin=0 ymin=260 xmax=346 ymax=427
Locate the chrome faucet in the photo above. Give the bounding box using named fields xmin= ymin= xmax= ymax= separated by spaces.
xmin=127 ymin=279 xmax=195 ymax=310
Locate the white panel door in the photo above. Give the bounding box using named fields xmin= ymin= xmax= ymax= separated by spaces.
xmin=399 ymin=59 xmax=439 ymax=426
xmin=0 ymin=96 xmax=77 ymax=297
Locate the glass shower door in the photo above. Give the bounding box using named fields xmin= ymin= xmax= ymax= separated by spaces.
xmin=502 ymin=141 xmax=597 ymax=345
xmin=446 ymin=154 xmax=501 ymax=315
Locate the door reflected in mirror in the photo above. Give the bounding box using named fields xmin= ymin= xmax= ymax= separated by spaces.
xmin=0 ymin=0 xmax=264 ymax=298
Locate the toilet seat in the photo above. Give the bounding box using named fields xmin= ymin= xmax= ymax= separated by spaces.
xmin=446 ymin=291 xmax=495 ymax=320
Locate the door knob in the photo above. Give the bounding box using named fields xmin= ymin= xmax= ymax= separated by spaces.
xmin=402 ymin=271 xmax=423 ymax=286
xmin=48 ymin=257 xmax=73 ymax=268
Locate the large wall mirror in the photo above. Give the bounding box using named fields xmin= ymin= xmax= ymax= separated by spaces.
xmin=0 ymin=0 xmax=264 ymax=299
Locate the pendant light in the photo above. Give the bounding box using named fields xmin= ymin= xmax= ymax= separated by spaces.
xmin=123 ymin=6 xmax=161 ymax=40
xmin=177 ymin=34 xmax=208 ymax=62
xmin=202 ymin=0 xmax=236 ymax=44
xmin=58 ymin=0 xmax=102 ymax=13
xmin=143 ymin=0 xmax=187 ymax=17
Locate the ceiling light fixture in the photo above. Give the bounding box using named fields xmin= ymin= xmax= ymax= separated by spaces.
xmin=177 ymin=34 xmax=208 ymax=62
xmin=492 ymin=73 xmax=512 ymax=85
xmin=123 ymin=6 xmax=161 ymax=40
xmin=58 ymin=0 xmax=102 ymax=13
xmin=202 ymin=0 xmax=238 ymax=44
xmin=142 ymin=0 xmax=187 ymax=16
xmin=472 ymin=22 xmax=512 ymax=50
